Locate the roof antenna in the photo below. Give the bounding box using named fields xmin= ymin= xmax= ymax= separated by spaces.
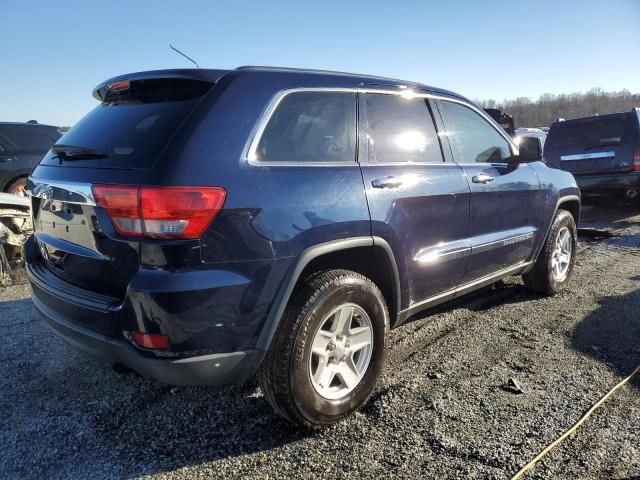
xmin=169 ymin=44 xmax=200 ymax=69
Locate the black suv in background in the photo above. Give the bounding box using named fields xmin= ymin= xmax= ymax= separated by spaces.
xmin=544 ymin=109 xmax=640 ymax=202
xmin=0 ymin=122 xmax=61 ymax=194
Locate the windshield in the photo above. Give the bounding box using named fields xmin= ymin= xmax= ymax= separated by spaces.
xmin=546 ymin=114 xmax=638 ymax=150
xmin=41 ymin=78 xmax=213 ymax=169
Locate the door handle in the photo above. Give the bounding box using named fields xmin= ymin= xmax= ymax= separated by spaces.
xmin=0 ymin=157 xmax=13 ymax=163
xmin=372 ymin=176 xmax=403 ymax=189
xmin=471 ymin=173 xmax=494 ymax=184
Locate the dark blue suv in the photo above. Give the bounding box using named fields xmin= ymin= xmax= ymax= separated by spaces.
xmin=25 ymin=67 xmax=580 ymax=427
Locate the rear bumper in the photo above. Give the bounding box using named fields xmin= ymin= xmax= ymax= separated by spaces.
xmin=34 ymin=294 xmax=261 ymax=386
xmin=575 ymin=171 xmax=640 ymax=194
xmin=24 ymin=236 xmax=267 ymax=386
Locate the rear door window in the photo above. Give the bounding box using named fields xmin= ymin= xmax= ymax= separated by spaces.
xmin=546 ymin=115 xmax=638 ymax=150
xmin=254 ymin=91 xmax=356 ymax=163
xmin=1 ymin=126 xmax=55 ymax=152
xmin=439 ymin=100 xmax=512 ymax=164
xmin=0 ymin=134 xmax=10 ymax=153
xmin=365 ymin=93 xmax=442 ymax=163
xmin=40 ymin=78 xmax=213 ymax=169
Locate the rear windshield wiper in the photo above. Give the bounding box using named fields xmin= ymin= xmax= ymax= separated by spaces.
xmin=584 ymin=141 xmax=621 ymax=150
xmin=52 ymin=144 xmax=109 ymax=160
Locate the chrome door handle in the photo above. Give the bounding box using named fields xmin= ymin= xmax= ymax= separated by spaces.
xmin=372 ymin=176 xmax=403 ymax=189
xmin=472 ymin=173 xmax=494 ymax=184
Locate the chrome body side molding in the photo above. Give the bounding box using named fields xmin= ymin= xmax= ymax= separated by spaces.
xmin=413 ymin=239 xmax=470 ymax=264
xmin=413 ymin=227 xmax=536 ymax=266
xmin=560 ymin=151 xmax=615 ymax=161
xmin=469 ymin=227 xmax=536 ymax=254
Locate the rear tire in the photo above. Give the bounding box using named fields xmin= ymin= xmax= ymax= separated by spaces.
xmin=258 ymin=269 xmax=389 ymax=428
xmin=523 ymin=209 xmax=577 ymax=295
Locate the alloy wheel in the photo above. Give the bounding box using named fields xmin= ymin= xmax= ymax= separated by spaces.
xmin=551 ymin=226 xmax=572 ymax=281
xmin=308 ymin=303 xmax=374 ymax=400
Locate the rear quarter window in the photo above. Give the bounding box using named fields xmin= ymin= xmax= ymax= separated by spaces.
xmin=252 ymin=91 xmax=357 ymax=163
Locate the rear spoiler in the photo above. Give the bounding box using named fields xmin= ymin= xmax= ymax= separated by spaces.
xmin=92 ymin=69 xmax=230 ymax=101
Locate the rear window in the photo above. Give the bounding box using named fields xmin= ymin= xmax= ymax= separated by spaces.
xmin=546 ymin=115 xmax=638 ymax=150
xmin=41 ymin=78 xmax=213 ymax=169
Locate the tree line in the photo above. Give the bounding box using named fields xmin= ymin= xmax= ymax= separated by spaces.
xmin=475 ymin=88 xmax=640 ymax=128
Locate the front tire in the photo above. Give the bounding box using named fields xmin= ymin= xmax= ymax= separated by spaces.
xmin=258 ymin=269 xmax=389 ymax=428
xmin=523 ymin=209 xmax=577 ymax=295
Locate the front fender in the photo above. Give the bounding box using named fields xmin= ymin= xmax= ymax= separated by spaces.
xmin=528 ymin=162 xmax=581 ymax=267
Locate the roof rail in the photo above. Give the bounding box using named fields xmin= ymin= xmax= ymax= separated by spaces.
xmin=234 ymin=65 xmax=413 ymax=84
xmin=235 ymin=65 xmax=358 ymax=76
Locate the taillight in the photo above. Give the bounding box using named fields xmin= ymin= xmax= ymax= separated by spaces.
xmin=130 ymin=331 xmax=170 ymax=350
xmin=93 ymin=185 xmax=226 ymax=239
xmin=93 ymin=185 xmax=141 ymax=236
xmin=634 ymin=147 xmax=640 ymax=171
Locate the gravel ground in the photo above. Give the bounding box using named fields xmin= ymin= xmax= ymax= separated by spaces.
xmin=1 ymin=202 xmax=639 ymax=480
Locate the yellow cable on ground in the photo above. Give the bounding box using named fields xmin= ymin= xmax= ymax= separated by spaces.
xmin=512 ymin=363 xmax=640 ymax=480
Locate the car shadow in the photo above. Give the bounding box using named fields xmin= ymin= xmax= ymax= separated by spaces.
xmin=0 ymin=296 xmax=312 ymax=479
xmin=89 ymin=379 xmax=312 ymax=474
xmin=570 ymin=284 xmax=640 ymax=389
xmin=404 ymin=280 xmax=539 ymax=327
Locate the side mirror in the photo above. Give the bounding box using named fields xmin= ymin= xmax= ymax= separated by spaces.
xmin=515 ymin=136 xmax=543 ymax=163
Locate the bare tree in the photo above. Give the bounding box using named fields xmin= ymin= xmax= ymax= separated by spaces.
xmin=475 ymin=88 xmax=640 ymax=128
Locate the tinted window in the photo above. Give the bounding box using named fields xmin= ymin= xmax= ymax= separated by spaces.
xmin=1 ymin=125 xmax=56 ymax=152
xmin=546 ymin=115 xmax=638 ymax=150
xmin=440 ymin=101 xmax=511 ymax=163
xmin=366 ymin=94 xmax=441 ymax=163
xmin=40 ymin=78 xmax=213 ymax=169
xmin=41 ymin=126 xmax=63 ymax=142
xmin=255 ymin=91 xmax=356 ymax=163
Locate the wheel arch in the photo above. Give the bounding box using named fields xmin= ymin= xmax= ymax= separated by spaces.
xmin=255 ymin=237 xmax=401 ymax=352
xmin=2 ymin=172 xmax=29 ymax=192
xmin=556 ymin=195 xmax=581 ymax=226
xmin=527 ymin=193 xmax=581 ymax=272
